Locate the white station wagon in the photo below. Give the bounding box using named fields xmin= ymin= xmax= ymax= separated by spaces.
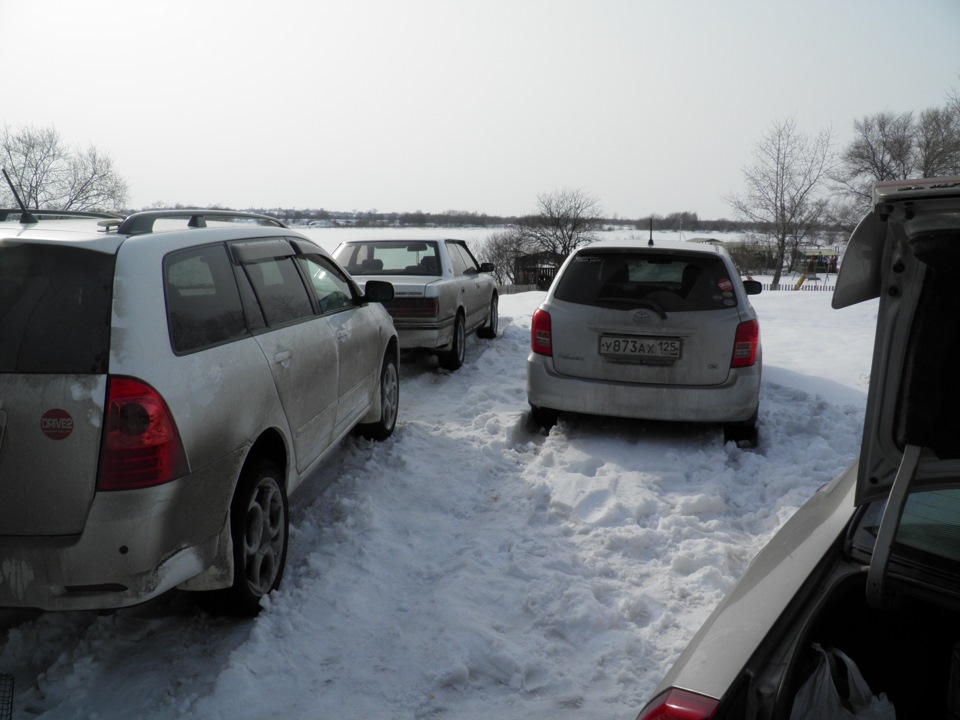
xmin=0 ymin=207 xmax=399 ymax=615
xmin=333 ymin=238 xmax=498 ymax=370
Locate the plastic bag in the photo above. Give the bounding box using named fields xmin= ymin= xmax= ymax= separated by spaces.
xmin=789 ymin=643 xmax=896 ymax=720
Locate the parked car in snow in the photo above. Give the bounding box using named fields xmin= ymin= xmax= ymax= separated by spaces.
xmin=0 ymin=207 xmax=399 ymax=616
xmin=636 ymin=177 xmax=960 ymax=719
xmin=333 ymin=238 xmax=498 ymax=370
xmin=526 ymin=238 xmax=762 ymax=444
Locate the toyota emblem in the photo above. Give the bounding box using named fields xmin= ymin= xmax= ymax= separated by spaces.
xmin=633 ymin=311 xmax=650 ymax=324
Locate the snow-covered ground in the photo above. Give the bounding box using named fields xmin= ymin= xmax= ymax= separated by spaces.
xmin=0 ymin=258 xmax=877 ymax=719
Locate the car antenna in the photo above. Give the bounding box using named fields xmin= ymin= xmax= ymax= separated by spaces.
xmin=648 ymin=217 xmax=654 ymax=247
xmin=1 ymin=167 xmax=38 ymax=224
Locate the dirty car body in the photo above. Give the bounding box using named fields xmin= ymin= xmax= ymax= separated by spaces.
xmin=0 ymin=210 xmax=399 ymax=614
xmin=527 ymin=238 xmax=762 ymax=443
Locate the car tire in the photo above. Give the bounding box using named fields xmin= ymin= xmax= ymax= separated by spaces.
xmin=724 ymin=408 xmax=759 ymax=448
xmin=529 ymin=403 xmax=559 ymax=430
xmin=438 ymin=312 xmax=466 ymax=370
xmin=197 ymin=458 xmax=289 ymax=616
xmin=358 ymin=352 xmax=399 ymax=441
xmin=478 ymin=294 xmax=498 ymax=339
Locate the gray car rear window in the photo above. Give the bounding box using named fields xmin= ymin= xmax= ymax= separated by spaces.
xmin=853 ymin=490 xmax=960 ymax=570
xmin=336 ymin=241 xmax=441 ymax=276
xmin=554 ymin=250 xmax=738 ymax=312
xmin=0 ymin=243 xmax=114 ymax=373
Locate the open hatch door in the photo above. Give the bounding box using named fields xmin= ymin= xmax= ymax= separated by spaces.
xmin=840 ymin=178 xmax=960 ymax=607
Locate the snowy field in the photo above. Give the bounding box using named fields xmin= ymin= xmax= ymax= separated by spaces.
xmin=0 ymin=231 xmax=877 ymax=720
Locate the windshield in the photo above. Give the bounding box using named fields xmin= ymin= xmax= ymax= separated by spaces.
xmin=335 ymin=241 xmax=441 ymax=276
xmin=554 ymin=250 xmax=738 ymax=312
xmin=0 ymin=243 xmax=114 ymax=373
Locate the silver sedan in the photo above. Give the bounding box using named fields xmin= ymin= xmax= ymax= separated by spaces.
xmin=334 ymin=238 xmax=498 ymax=370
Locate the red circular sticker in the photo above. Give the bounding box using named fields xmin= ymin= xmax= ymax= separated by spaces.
xmin=718 ymin=279 xmax=733 ymax=292
xmin=41 ymin=409 xmax=74 ymax=440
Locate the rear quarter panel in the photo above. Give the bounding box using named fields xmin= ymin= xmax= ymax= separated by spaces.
xmin=110 ymin=239 xmax=294 ymax=512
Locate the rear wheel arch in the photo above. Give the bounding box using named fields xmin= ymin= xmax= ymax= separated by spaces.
xmin=197 ymin=447 xmax=290 ymax=616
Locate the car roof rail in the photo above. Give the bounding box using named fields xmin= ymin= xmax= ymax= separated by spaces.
xmin=0 ymin=208 xmax=125 ymax=222
xmin=115 ymin=209 xmax=288 ymax=235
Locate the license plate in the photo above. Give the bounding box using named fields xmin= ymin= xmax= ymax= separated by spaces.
xmin=598 ymin=335 xmax=682 ymax=360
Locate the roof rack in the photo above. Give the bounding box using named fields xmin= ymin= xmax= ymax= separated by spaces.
xmin=115 ymin=209 xmax=288 ymax=235
xmin=0 ymin=208 xmax=125 ymax=222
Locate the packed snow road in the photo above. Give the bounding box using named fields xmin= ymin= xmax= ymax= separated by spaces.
xmin=0 ymin=289 xmax=876 ymax=719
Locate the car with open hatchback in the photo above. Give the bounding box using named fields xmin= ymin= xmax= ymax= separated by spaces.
xmin=333 ymin=238 xmax=498 ymax=370
xmin=0 ymin=206 xmax=399 ymax=615
xmin=636 ymin=176 xmax=960 ymax=719
xmin=527 ymin=238 xmax=762 ymax=444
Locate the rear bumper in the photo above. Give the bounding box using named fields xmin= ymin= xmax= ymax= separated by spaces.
xmin=392 ymin=316 xmax=455 ymax=351
xmin=526 ymin=352 xmax=761 ymax=423
xmin=0 ymin=454 xmax=240 ymax=611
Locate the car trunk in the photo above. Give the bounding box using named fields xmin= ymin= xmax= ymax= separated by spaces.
xmin=0 ymin=241 xmax=115 ymax=536
xmin=774 ymin=570 xmax=960 ymax=719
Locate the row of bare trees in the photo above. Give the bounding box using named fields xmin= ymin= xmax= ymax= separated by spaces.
xmin=726 ymin=85 xmax=960 ymax=287
xmin=0 ymin=125 xmax=128 ymax=211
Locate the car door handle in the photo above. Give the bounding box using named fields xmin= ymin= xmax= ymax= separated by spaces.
xmin=273 ymin=350 xmax=293 ymax=365
xmin=336 ymin=329 xmax=349 ymax=342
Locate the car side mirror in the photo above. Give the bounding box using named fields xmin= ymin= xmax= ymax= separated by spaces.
xmin=480 ymin=262 xmax=495 ymax=273
xmin=363 ymin=280 xmax=394 ymax=303
xmin=743 ymin=280 xmax=762 ymax=296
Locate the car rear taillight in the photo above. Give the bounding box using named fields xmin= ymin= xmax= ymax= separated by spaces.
xmin=636 ymin=688 xmax=719 ymax=719
xmin=98 ymin=377 xmax=188 ymax=491
xmin=387 ymin=297 xmax=439 ymax=319
xmin=731 ymin=319 xmax=759 ymax=368
xmin=531 ymin=309 xmax=552 ymax=356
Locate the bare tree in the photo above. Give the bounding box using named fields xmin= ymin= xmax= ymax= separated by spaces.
xmin=915 ymin=106 xmax=960 ymax=177
xmin=522 ymin=188 xmax=602 ymax=259
xmin=830 ymin=105 xmax=960 ymax=224
xmin=727 ymin=117 xmax=834 ymax=289
xmin=0 ymin=124 xmax=128 ymax=211
xmin=477 ymin=227 xmax=535 ymax=285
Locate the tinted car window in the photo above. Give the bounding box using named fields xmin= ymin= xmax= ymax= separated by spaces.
xmin=165 ymin=244 xmax=248 ymax=353
xmin=298 ymin=255 xmax=355 ymax=314
xmin=853 ymin=489 xmax=960 ymax=566
xmin=242 ymin=256 xmax=314 ymax=326
xmin=554 ymin=250 xmax=737 ymax=312
xmin=0 ymin=243 xmax=114 ymax=373
xmin=448 ymin=242 xmax=479 ymax=274
xmin=446 ymin=241 xmax=470 ymax=276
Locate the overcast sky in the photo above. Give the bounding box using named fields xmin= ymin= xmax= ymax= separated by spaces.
xmin=3 ymin=0 xmax=959 ymax=219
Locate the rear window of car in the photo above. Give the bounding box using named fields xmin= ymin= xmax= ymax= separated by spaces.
xmin=553 ymin=250 xmax=738 ymax=312
xmin=852 ymin=489 xmax=960 ymax=565
xmin=335 ymin=241 xmax=441 ymax=276
xmin=0 ymin=243 xmax=114 ymax=373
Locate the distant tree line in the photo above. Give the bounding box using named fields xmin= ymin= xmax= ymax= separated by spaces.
xmin=5 ymin=76 xmax=958 ymax=292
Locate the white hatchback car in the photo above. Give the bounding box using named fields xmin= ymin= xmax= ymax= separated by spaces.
xmin=0 ymin=208 xmax=399 ymax=615
xmin=527 ymin=238 xmax=762 ymax=444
